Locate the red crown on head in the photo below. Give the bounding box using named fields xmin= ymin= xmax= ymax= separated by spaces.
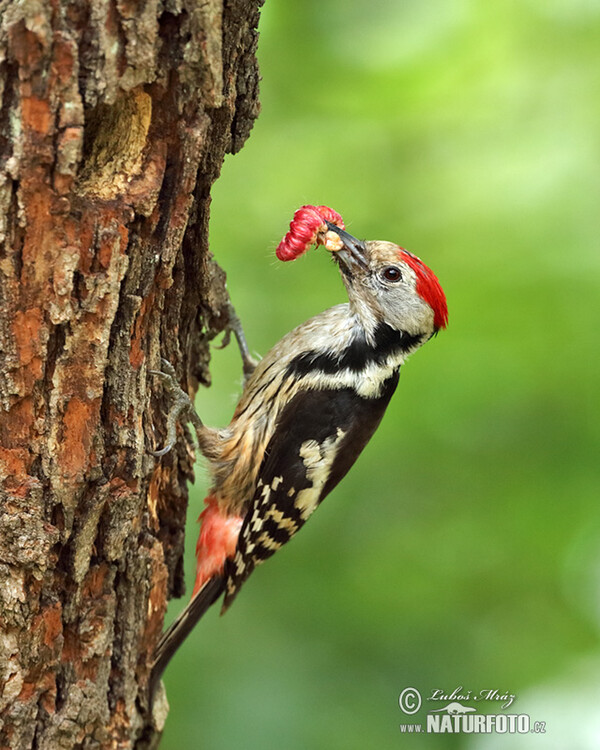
xmin=399 ymin=250 xmax=448 ymax=330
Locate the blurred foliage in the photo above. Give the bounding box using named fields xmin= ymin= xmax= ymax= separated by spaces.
xmin=160 ymin=1 xmax=600 ymax=747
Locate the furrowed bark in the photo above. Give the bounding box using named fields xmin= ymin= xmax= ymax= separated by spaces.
xmin=0 ymin=1 xmax=262 ymax=747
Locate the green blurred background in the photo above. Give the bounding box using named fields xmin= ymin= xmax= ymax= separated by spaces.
xmin=161 ymin=1 xmax=600 ymax=747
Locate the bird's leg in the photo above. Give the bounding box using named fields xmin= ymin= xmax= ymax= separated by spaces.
xmin=149 ymin=302 xmax=255 ymax=457
xmin=215 ymin=301 xmax=259 ymax=382
xmin=149 ymin=359 xmax=212 ymax=457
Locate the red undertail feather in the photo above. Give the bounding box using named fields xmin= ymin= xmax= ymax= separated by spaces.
xmin=399 ymin=250 xmax=448 ymax=330
xmin=193 ymin=496 xmax=243 ymax=597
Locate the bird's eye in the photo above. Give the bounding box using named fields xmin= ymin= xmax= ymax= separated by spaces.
xmin=381 ymin=266 xmax=402 ymax=282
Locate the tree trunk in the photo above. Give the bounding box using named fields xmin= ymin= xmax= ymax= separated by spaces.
xmin=0 ymin=1 xmax=262 ymax=747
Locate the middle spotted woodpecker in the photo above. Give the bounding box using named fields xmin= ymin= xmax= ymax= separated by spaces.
xmin=149 ymin=221 xmax=447 ymax=692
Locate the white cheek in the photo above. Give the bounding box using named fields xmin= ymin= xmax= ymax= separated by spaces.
xmin=378 ymin=289 xmax=433 ymax=336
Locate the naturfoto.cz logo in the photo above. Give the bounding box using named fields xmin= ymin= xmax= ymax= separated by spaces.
xmin=398 ymin=687 xmax=547 ymax=735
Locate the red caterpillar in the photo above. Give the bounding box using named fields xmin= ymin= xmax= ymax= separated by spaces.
xmin=276 ymin=205 xmax=345 ymax=261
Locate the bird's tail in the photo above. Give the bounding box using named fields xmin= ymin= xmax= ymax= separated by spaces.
xmin=149 ymin=573 xmax=225 ymax=699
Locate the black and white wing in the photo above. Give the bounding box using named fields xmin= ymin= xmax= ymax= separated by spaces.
xmin=223 ymin=373 xmax=399 ymax=609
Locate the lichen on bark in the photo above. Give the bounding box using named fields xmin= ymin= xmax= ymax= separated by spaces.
xmin=0 ymin=1 xmax=263 ymax=747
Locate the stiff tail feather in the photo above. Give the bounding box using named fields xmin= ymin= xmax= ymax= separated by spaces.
xmin=149 ymin=574 xmax=225 ymax=699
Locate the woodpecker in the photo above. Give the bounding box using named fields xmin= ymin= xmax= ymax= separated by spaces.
xmin=149 ymin=223 xmax=447 ymax=693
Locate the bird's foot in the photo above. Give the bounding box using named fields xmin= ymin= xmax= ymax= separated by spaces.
xmin=215 ymin=302 xmax=259 ymax=382
xmin=149 ymin=358 xmax=205 ymax=457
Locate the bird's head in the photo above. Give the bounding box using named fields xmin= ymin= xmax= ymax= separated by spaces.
xmin=325 ymin=223 xmax=448 ymax=342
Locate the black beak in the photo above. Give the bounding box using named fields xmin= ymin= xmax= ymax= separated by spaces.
xmin=325 ymin=222 xmax=369 ymax=273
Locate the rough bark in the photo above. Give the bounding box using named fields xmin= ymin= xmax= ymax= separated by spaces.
xmin=0 ymin=1 xmax=262 ymax=747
